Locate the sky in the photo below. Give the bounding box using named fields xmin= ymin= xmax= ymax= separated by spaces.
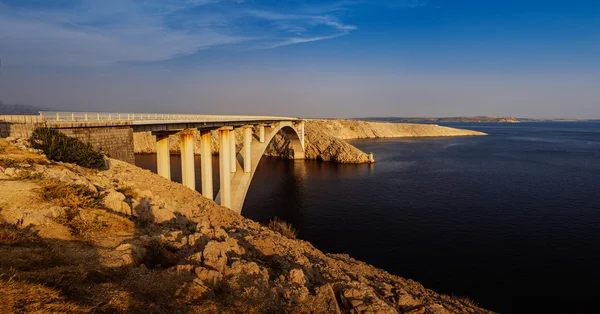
xmin=0 ymin=0 xmax=598 ymax=118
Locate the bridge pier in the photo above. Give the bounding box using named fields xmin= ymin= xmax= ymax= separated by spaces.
xmin=156 ymin=134 xmax=171 ymax=180
xmin=297 ymin=121 xmax=305 ymax=150
xmin=200 ymin=130 xmax=213 ymax=200
xmin=180 ymin=132 xmax=196 ymax=190
xmin=230 ymin=129 xmax=237 ymax=173
xmin=259 ymin=124 xmax=265 ymax=143
xmin=218 ymin=127 xmax=233 ymax=208
xmin=243 ymin=126 xmax=252 ymax=173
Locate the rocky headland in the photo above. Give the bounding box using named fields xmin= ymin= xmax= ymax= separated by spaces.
xmin=134 ymin=119 xmax=487 ymax=164
xmin=0 ymin=138 xmax=492 ymax=313
xmin=362 ymin=117 xmax=520 ymax=123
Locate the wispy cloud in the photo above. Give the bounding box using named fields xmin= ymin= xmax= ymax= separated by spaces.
xmin=0 ymin=0 xmax=418 ymax=67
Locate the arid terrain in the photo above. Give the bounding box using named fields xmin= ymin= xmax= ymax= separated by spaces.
xmin=0 ymin=137 xmax=492 ymax=313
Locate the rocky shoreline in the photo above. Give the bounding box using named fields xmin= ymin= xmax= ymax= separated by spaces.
xmin=0 ymin=138 xmax=493 ymax=313
xmin=134 ymin=119 xmax=487 ymax=164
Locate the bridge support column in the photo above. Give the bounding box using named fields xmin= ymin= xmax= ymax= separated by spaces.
xmin=200 ymin=130 xmax=213 ymax=200
xmin=259 ymin=124 xmax=265 ymax=143
xmin=219 ymin=127 xmax=232 ymax=208
xmin=156 ymin=135 xmax=171 ymax=180
xmin=230 ymin=129 xmax=237 ymax=173
xmin=298 ymin=121 xmax=305 ymax=150
xmin=180 ymin=132 xmax=196 ymax=190
xmin=243 ymin=126 xmax=252 ymax=173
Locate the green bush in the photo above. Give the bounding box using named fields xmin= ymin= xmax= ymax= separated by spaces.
xmin=29 ymin=127 xmax=106 ymax=170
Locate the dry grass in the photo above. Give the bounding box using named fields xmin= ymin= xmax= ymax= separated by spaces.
xmin=39 ymin=179 xmax=109 ymax=237
xmin=454 ymin=295 xmax=480 ymax=307
xmin=0 ymin=156 xmax=18 ymax=168
xmin=0 ymin=278 xmax=93 ymax=313
xmin=40 ymin=179 xmax=99 ymax=209
xmin=0 ymin=222 xmax=39 ymax=246
xmin=268 ymin=217 xmax=297 ymax=239
xmin=0 ymin=139 xmax=48 ymax=166
xmin=13 ymin=169 xmax=45 ymax=181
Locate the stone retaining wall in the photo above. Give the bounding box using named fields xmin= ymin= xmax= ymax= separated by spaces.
xmin=59 ymin=126 xmax=135 ymax=164
xmin=0 ymin=115 xmax=45 ymax=138
xmin=1 ymin=115 xmax=135 ymax=164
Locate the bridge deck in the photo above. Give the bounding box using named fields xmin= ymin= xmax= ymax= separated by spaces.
xmin=41 ymin=111 xmax=300 ymax=125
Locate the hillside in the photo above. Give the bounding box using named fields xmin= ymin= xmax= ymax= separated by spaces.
xmin=0 ymin=101 xmax=46 ymax=115
xmin=0 ymin=138 xmax=492 ymax=313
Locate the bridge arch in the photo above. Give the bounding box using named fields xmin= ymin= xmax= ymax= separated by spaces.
xmin=216 ymin=121 xmax=305 ymax=213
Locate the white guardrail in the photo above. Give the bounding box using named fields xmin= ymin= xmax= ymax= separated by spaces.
xmin=40 ymin=111 xmax=300 ymax=123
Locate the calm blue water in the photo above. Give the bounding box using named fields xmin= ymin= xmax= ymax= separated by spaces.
xmin=136 ymin=122 xmax=600 ymax=313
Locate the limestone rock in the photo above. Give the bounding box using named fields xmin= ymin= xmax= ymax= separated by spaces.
xmin=289 ymin=268 xmax=307 ymax=286
xmin=395 ymin=288 xmax=420 ymax=306
xmin=4 ymin=167 xmax=17 ymax=177
xmin=202 ymin=241 xmax=228 ymax=273
xmin=253 ymin=237 xmax=276 ymax=256
xmin=313 ymin=284 xmax=342 ymax=314
xmin=341 ymin=282 xmax=398 ymax=314
xmin=202 ymin=238 xmax=243 ymax=273
xmin=49 ymin=206 xmax=68 ymax=218
xmin=224 ymin=261 xmax=268 ymax=282
xmin=195 ymin=267 xmax=223 ymax=285
xmin=151 ymin=205 xmax=176 ymax=224
xmin=103 ymin=190 xmax=132 ymax=216
xmin=161 ymin=230 xmax=188 ymax=249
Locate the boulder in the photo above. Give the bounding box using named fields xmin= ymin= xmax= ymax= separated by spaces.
xmin=103 ymin=190 xmax=132 ymax=216
xmin=289 ymin=268 xmax=307 ymax=286
xmin=224 ymin=261 xmax=268 ymax=282
xmin=202 ymin=241 xmax=229 ymax=273
xmin=202 ymin=238 xmax=243 ymax=273
xmin=151 ymin=205 xmax=176 ymax=224
xmin=4 ymin=167 xmax=17 ymax=177
xmin=313 ymin=284 xmax=342 ymax=314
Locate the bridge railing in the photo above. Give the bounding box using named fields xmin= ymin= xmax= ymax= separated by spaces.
xmin=40 ymin=112 xmax=300 ymax=123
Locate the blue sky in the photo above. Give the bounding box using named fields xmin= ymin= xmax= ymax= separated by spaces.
xmin=0 ymin=0 xmax=598 ymax=118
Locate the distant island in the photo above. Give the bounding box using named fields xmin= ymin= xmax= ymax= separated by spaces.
xmin=357 ymin=116 xmax=521 ymax=123
xmin=0 ymin=101 xmax=47 ymax=115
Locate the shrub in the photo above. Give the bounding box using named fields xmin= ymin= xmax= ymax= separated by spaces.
xmin=29 ymin=127 xmax=106 ymax=170
xmin=0 ymin=157 xmax=17 ymax=168
xmin=268 ymin=217 xmax=297 ymax=239
xmin=0 ymin=222 xmax=39 ymax=246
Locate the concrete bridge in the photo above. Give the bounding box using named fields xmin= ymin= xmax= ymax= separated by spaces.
xmin=0 ymin=112 xmax=305 ymax=213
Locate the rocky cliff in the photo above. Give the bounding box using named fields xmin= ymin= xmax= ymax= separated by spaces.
xmin=133 ymin=120 xmax=486 ymax=164
xmin=0 ymin=138 xmax=492 ymax=313
xmin=265 ymin=120 xmax=486 ymax=163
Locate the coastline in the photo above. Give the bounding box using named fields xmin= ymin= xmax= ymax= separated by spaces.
xmin=134 ymin=119 xmax=487 ymax=164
